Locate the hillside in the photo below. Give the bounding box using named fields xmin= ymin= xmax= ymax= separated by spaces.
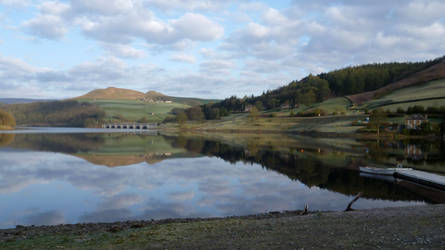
xmin=175 ymin=55 xmax=445 ymax=121
xmin=348 ymin=59 xmax=445 ymax=104
xmin=1 ymin=101 xmax=105 ymax=127
xmin=361 ymin=79 xmax=445 ymax=111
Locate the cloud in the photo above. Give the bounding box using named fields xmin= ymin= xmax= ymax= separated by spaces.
xmin=3 ymin=0 xmax=445 ymax=99
xmin=22 ymin=1 xmax=224 ymax=47
xmin=78 ymin=12 xmax=223 ymax=45
xmin=100 ymin=193 xmax=144 ymax=210
xmin=144 ymin=0 xmax=230 ymax=11
xmin=170 ymin=53 xmax=196 ymax=63
xmin=22 ymin=1 xmax=70 ymax=40
xmin=23 ymin=14 xmax=67 ymax=39
xmin=0 ymin=0 xmax=30 ymax=7
xmin=101 ymin=43 xmax=145 ymax=59
xmin=200 ymin=59 xmax=234 ymax=74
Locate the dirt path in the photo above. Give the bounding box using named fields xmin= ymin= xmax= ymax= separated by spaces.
xmin=1 ymin=205 xmax=445 ymax=249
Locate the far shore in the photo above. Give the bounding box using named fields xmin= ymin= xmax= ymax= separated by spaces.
xmin=3 ymin=124 xmax=443 ymax=140
xmin=1 ymin=204 xmax=444 ymax=249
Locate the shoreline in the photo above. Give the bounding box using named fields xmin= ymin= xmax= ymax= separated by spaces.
xmin=5 ymin=125 xmax=442 ymax=140
xmin=2 ymin=204 xmax=445 ymax=249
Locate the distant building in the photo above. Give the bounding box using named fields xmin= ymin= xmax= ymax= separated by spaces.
xmin=280 ymin=104 xmax=291 ymax=110
xmin=244 ymin=105 xmax=254 ymax=112
xmin=406 ymin=114 xmax=428 ymax=130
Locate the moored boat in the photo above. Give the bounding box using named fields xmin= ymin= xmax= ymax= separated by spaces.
xmin=359 ymin=166 xmax=412 ymax=176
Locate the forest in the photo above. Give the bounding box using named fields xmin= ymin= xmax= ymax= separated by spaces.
xmin=1 ymin=101 xmax=105 ymax=127
xmin=174 ymin=56 xmax=445 ymax=121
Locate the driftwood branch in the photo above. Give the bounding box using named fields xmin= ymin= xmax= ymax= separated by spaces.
xmin=301 ymin=203 xmax=308 ymax=215
xmin=345 ymin=192 xmax=362 ymax=212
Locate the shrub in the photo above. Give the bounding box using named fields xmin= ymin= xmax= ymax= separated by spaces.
xmin=0 ymin=109 xmax=16 ymax=128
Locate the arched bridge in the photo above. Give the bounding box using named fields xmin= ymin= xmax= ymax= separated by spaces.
xmin=102 ymin=123 xmax=157 ymax=130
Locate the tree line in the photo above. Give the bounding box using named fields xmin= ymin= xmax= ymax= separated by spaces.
xmin=1 ymin=100 xmax=105 ymax=127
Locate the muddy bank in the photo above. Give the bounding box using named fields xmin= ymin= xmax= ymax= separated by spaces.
xmin=1 ymin=205 xmax=445 ymax=249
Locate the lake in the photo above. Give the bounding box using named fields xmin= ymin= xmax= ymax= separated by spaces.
xmin=1 ymin=128 xmax=444 ymax=229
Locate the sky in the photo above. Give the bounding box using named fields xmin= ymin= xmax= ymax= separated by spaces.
xmin=0 ymin=0 xmax=444 ymax=99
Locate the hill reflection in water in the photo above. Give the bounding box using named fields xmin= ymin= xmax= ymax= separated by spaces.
xmin=0 ymin=131 xmax=444 ymax=228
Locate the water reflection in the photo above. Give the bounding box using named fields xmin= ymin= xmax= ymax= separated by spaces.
xmin=0 ymin=130 xmax=444 ymax=228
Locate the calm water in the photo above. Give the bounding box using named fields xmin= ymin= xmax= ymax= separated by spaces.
xmin=0 ymin=128 xmax=444 ymax=229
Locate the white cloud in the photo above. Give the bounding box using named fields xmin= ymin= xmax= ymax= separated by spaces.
xmin=101 ymin=43 xmax=145 ymax=59
xmin=171 ymin=13 xmax=224 ymax=41
xmin=170 ymin=53 xmax=196 ymax=63
xmin=398 ymin=0 xmax=445 ymax=24
xmin=144 ymin=0 xmax=230 ymax=11
xmin=39 ymin=1 xmax=70 ymax=14
xmin=2 ymin=0 xmax=445 ymax=99
xmin=23 ymin=14 xmax=67 ymax=39
xmin=70 ymin=0 xmax=137 ymax=15
xmin=0 ymin=0 xmax=30 ymax=7
xmin=200 ymin=59 xmax=234 ymax=75
xmin=22 ymin=1 xmax=224 ymax=46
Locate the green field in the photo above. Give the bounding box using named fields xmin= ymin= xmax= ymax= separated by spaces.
xmin=79 ymin=99 xmax=189 ymax=123
xmin=304 ymin=97 xmax=353 ymax=114
xmin=362 ymin=79 xmax=445 ymax=110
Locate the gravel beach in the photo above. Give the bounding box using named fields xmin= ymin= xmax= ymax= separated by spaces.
xmin=1 ymin=204 xmax=445 ymax=249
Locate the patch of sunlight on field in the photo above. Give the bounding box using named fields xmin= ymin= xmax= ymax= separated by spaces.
xmin=317 ymin=120 xmax=362 ymax=133
xmin=309 ymin=97 xmax=352 ymax=114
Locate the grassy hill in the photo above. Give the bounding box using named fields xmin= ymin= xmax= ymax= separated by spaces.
xmin=75 ymin=87 xmax=218 ymax=106
xmin=361 ymin=79 xmax=445 ymax=111
xmin=74 ymin=87 xmax=218 ymax=123
xmin=75 ymin=87 xmax=145 ymax=100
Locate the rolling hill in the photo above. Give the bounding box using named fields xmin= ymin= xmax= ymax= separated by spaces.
xmin=74 ymin=87 xmax=218 ymax=106
xmin=73 ymin=87 xmax=219 ymax=123
xmin=75 ymin=87 xmax=145 ymax=100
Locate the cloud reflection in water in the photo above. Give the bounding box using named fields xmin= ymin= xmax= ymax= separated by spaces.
xmin=0 ymin=148 xmax=424 ymax=229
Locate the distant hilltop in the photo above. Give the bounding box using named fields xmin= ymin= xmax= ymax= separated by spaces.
xmin=74 ymin=87 xmax=172 ymax=103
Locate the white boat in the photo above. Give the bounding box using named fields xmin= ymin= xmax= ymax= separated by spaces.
xmin=359 ymin=166 xmax=412 ymax=176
